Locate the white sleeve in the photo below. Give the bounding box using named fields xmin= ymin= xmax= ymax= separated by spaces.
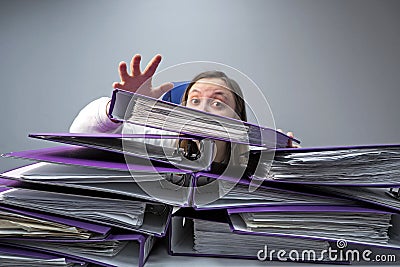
xmin=69 ymin=97 xmax=123 ymax=133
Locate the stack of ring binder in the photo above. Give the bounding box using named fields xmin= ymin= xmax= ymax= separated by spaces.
xmin=1 ymin=88 xmax=400 ymax=266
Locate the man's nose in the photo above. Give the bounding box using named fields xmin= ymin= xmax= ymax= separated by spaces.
xmin=197 ymin=99 xmax=210 ymax=112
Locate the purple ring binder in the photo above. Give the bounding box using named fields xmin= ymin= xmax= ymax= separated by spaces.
xmin=0 ymin=203 xmax=111 ymax=235
xmin=109 ymin=88 xmax=300 ymax=148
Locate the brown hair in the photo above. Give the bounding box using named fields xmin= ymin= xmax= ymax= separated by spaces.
xmin=181 ymin=71 xmax=247 ymax=121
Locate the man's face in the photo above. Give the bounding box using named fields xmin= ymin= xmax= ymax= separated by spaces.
xmin=185 ymin=78 xmax=238 ymax=119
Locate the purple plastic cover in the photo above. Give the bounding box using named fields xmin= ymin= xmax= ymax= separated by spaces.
xmin=191 ymin=172 xmax=358 ymax=210
xmin=2 ymin=146 xmax=190 ymax=173
xmin=1 ymin=234 xmax=148 ymax=267
xmin=0 ymin=233 xmax=145 ymax=242
xmin=227 ymin=205 xmax=393 ymax=215
xmin=0 ymin=189 xmax=111 ymax=234
xmin=30 ymin=132 xmax=192 ymax=139
xmin=274 ymin=143 xmax=400 ymax=153
xmin=0 ymin=244 xmax=86 ymax=264
xmin=27 ymin=132 xmax=215 ymax=172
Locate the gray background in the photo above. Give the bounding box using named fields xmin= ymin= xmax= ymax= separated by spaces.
xmin=0 ymin=1 xmax=400 ymax=266
xmin=1 ymin=0 xmax=400 ymax=166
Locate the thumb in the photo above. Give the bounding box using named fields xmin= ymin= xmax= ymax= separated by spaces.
xmin=286 ymin=131 xmax=294 ymax=148
xmin=158 ymin=82 xmax=174 ymax=94
xmin=153 ymin=82 xmax=174 ymax=97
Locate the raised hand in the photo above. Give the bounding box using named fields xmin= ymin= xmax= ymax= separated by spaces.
xmin=112 ymin=54 xmax=174 ymax=99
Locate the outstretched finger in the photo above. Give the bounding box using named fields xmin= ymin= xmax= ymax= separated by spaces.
xmin=130 ymin=54 xmax=141 ymax=76
xmin=143 ymin=54 xmax=162 ymax=78
xmin=118 ymin=62 xmax=130 ymax=82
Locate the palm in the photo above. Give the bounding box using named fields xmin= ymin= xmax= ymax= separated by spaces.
xmin=112 ymin=54 xmax=173 ymax=99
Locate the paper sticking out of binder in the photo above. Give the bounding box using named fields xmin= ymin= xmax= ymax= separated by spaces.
xmin=388 ymin=187 xmax=400 ymax=200
xmin=109 ymin=88 xmax=299 ymax=148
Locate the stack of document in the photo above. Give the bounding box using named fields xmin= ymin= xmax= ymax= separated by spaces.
xmin=169 ymin=209 xmax=336 ymax=263
xmin=0 ymin=208 xmax=95 ymax=239
xmin=193 ymin=218 xmax=330 ymax=260
xmin=191 ymin=172 xmax=358 ymax=209
xmin=2 ymin=161 xmax=192 ymax=207
xmin=0 ymin=153 xmax=175 ymax=267
xmin=0 ymin=185 xmax=165 ymax=267
xmin=305 ymin=185 xmax=400 ymax=212
xmin=0 ymin=234 xmax=155 ymax=267
xmin=4 ymin=144 xmax=400 ymax=265
xmin=0 ymin=89 xmax=300 ymax=266
xmin=0 ymin=187 xmax=158 ymax=266
xmin=0 ymin=243 xmax=87 ymax=267
xmin=257 ymin=145 xmax=400 ymax=186
xmin=3 ymin=160 xmax=360 ymax=211
xmin=0 ymin=256 xmax=81 ymax=267
xmin=228 ymin=206 xmax=392 ymax=245
xmin=0 ymin=187 xmax=145 ymax=231
xmin=2 ymin=87 xmax=400 ymax=265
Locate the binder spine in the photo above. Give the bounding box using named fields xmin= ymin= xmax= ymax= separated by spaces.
xmin=143 ymin=235 xmax=155 ymax=265
xmin=187 ymin=173 xmax=196 ymax=207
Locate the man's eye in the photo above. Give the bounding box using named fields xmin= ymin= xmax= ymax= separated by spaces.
xmin=211 ymin=100 xmax=225 ymax=108
xmin=190 ymin=98 xmax=200 ymax=105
